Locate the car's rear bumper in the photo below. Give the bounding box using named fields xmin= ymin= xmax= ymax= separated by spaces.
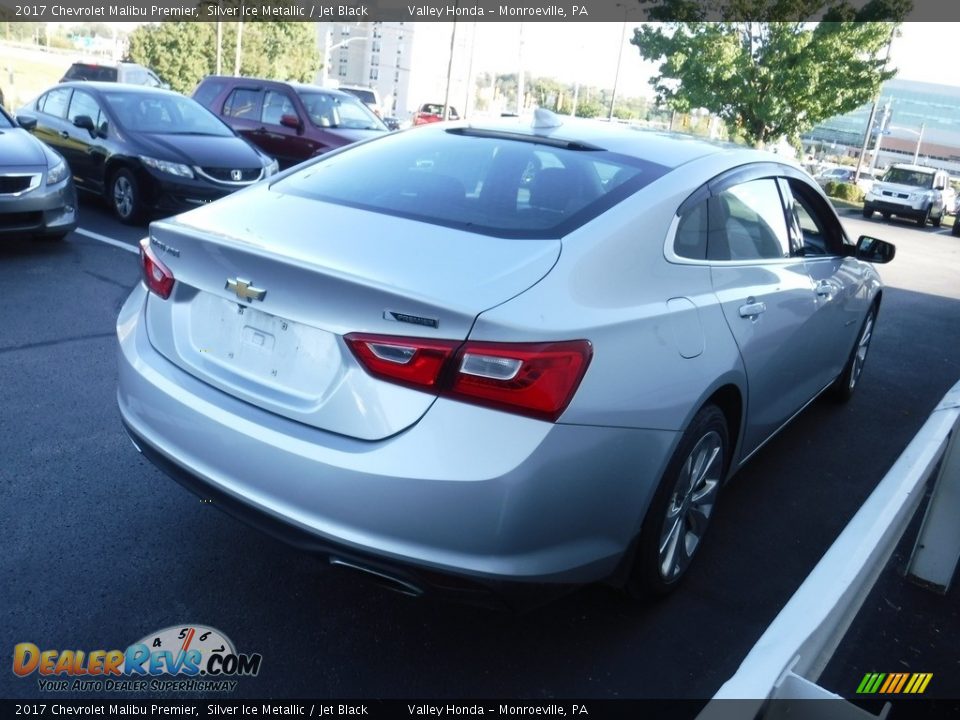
xmin=116 ymin=284 xmax=678 ymax=599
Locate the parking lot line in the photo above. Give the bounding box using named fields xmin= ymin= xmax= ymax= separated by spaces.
xmin=75 ymin=228 xmax=139 ymax=254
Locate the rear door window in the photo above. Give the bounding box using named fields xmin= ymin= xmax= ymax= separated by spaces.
xmin=40 ymin=88 xmax=72 ymax=118
xmin=223 ymin=88 xmax=262 ymax=120
xmin=708 ymin=179 xmax=790 ymax=261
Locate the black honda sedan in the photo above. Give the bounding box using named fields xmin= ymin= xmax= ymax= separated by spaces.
xmin=17 ymin=83 xmax=278 ymax=224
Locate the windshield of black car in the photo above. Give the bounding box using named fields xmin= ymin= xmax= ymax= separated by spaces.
xmin=101 ymin=92 xmax=234 ymax=136
xmin=273 ymin=129 xmax=667 ymax=239
xmin=882 ymin=168 xmax=935 ymax=188
xmin=295 ymin=91 xmax=385 ymax=131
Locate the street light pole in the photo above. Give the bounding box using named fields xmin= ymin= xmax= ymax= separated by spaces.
xmin=854 ymin=25 xmax=895 ymax=184
xmin=913 ymin=122 xmax=925 ymax=164
xmin=608 ymin=17 xmax=628 ymax=120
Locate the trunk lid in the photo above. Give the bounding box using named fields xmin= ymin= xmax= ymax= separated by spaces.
xmin=143 ymin=188 xmax=560 ymax=440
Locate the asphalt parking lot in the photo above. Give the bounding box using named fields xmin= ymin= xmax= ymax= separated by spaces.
xmin=2 ymin=202 xmax=958 ymax=702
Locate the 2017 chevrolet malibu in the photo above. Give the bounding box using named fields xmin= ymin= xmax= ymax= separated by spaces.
xmin=18 ymin=82 xmax=277 ymax=224
xmin=116 ymin=112 xmax=894 ymax=605
xmin=0 ymin=105 xmax=77 ymax=241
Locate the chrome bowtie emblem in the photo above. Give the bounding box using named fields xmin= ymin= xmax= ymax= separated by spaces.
xmin=231 ymin=169 xmax=243 ymax=181
xmin=226 ymin=277 xmax=266 ymax=302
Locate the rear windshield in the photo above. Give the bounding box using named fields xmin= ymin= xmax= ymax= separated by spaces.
xmin=64 ymin=64 xmax=118 ymax=82
xmin=273 ymin=129 xmax=668 ymax=238
xmin=342 ymin=88 xmax=376 ymax=105
xmin=882 ymin=168 xmax=935 ymax=188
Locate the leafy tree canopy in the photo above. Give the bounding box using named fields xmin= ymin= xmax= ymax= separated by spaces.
xmin=127 ymin=21 xmax=320 ymax=95
xmin=630 ymin=0 xmax=911 ymax=146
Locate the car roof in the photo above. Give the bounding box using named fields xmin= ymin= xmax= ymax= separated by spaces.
xmin=200 ymin=75 xmax=355 ymax=100
xmin=887 ymin=163 xmax=937 ymax=173
xmin=55 ymin=81 xmax=177 ymax=98
xmin=437 ymin=114 xmax=767 ymax=171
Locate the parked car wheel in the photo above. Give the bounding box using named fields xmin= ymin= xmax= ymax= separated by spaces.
xmin=110 ymin=168 xmax=142 ymax=224
xmin=916 ymin=205 xmax=930 ymax=228
xmin=931 ymin=208 xmax=943 ymax=228
xmin=862 ymin=206 xmax=873 ymax=219
xmin=629 ymin=404 xmax=728 ymax=597
xmin=830 ymin=305 xmax=877 ymax=403
xmin=953 ymin=221 xmax=960 ymax=237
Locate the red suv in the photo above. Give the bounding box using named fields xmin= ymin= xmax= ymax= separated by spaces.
xmin=193 ymin=76 xmax=388 ymax=170
xmin=413 ymin=103 xmax=459 ymax=126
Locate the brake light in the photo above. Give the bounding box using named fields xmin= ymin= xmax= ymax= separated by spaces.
xmin=139 ymin=238 xmax=175 ymax=299
xmin=345 ymin=334 xmax=592 ymax=422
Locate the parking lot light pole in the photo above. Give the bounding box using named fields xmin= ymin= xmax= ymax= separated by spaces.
xmin=913 ymin=123 xmax=925 ymax=164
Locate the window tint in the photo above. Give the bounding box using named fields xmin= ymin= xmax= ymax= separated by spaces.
xmin=193 ymin=80 xmax=226 ymax=108
xmin=64 ymin=64 xmax=117 ymax=82
xmin=67 ymin=90 xmax=101 ymax=127
xmin=708 ymin=179 xmax=789 ymax=261
xmin=674 ymin=200 xmax=708 ymax=260
xmin=102 ymin=92 xmax=233 ymax=136
xmin=274 ymin=130 xmax=667 ymax=238
xmin=223 ymin=88 xmax=261 ymax=120
xmin=882 ymin=167 xmax=934 ymax=188
xmin=785 ymin=179 xmax=845 ymax=256
xmin=40 ymin=88 xmax=72 ymax=118
xmin=296 ymin=90 xmax=384 ymax=130
xmin=261 ymin=91 xmax=296 ymax=126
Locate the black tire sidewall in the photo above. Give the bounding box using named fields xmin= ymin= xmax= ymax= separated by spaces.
xmin=628 ymin=404 xmax=729 ymax=598
xmin=111 ymin=168 xmax=141 ymax=224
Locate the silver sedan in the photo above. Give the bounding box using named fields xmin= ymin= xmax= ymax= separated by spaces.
xmin=117 ymin=112 xmax=894 ymax=605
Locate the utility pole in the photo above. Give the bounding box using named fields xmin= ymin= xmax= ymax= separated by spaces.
xmin=913 ymin=123 xmax=925 ymax=164
xmin=854 ymin=26 xmax=895 ymax=184
xmin=442 ymin=18 xmax=457 ymax=121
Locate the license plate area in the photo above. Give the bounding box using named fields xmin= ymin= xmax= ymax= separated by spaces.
xmin=182 ymin=292 xmax=342 ymax=405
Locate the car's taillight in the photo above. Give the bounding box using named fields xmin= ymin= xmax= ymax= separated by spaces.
xmin=139 ymin=237 xmax=174 ymax=300
xmin=345 ymin=334 xmax=592 ymax=422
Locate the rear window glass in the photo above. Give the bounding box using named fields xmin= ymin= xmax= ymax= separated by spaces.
xmin=273 ymin=129 xmax=668 ymax=238
xmin=64 ymin=64 xmax=117 ymax=82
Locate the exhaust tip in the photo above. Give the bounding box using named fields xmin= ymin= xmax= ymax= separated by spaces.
xmin=329 ymin=557 xmax=424 ymax=598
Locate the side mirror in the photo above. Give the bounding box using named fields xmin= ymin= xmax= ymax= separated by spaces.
xmin=73 ymin=114 xmax=96 ymax=135
xmin=17 ymin=115 xmax=37 ymax=131
xmin=855 ymin=235 xmax=895 ymax=264
xmin=280 ymin=114 xmax=302 ymax=132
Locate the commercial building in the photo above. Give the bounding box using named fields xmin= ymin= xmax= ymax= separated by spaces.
xmin=803 ymin=78 xmax=960 ymax=174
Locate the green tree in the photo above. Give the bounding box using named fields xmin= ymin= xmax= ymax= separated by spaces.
xmin=128 ymin=22 xmax=216 ymax=94
xmin=127 ymin=21 xmax=320 ymax=95
xmin=630 ymin=0 xmax=910 ymax=147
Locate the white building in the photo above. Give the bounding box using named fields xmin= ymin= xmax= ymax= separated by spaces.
xmin=315 ymin=22 xmax=415 ymax=120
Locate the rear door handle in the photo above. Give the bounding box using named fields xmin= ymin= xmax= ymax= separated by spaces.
xmin=59 ymin=130 xmax=69 ymax=139
xmin=739 ymin=301 xmax=766 ymax=318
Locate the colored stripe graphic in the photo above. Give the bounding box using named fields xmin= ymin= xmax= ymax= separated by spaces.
xmin=857 ymin=672 xmax=932 ymax=694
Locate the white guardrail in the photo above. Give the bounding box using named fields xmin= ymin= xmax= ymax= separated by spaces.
xmin=698 ymin=379 xmax=960 ymax=720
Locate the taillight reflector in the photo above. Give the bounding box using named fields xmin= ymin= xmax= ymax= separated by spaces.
xmin=139 ymin=238 xmax=175 ymax=300
xmin=345 ymin=334 xmax=592 ymax=422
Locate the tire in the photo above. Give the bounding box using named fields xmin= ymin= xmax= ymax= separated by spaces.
xmin=829 ymin=304 xmax=877 ymax=403
xmin=627 ymin=404 xmax=729 ymax=598
xmin=110 ymin=168 xmax=143 ymax=224
xmin=916 ymin=205 xmax=930 ymax=228
xmin=861 ymin=206 xmax=873 ymax=219
xmin=931 ymin=209 xmax=943 ymax=228
xmin=952 ymin=221 xmax=960 ymax=237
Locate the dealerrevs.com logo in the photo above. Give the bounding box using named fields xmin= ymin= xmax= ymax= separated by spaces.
xmin=12 ymin=625 xmax=262 ymax=693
